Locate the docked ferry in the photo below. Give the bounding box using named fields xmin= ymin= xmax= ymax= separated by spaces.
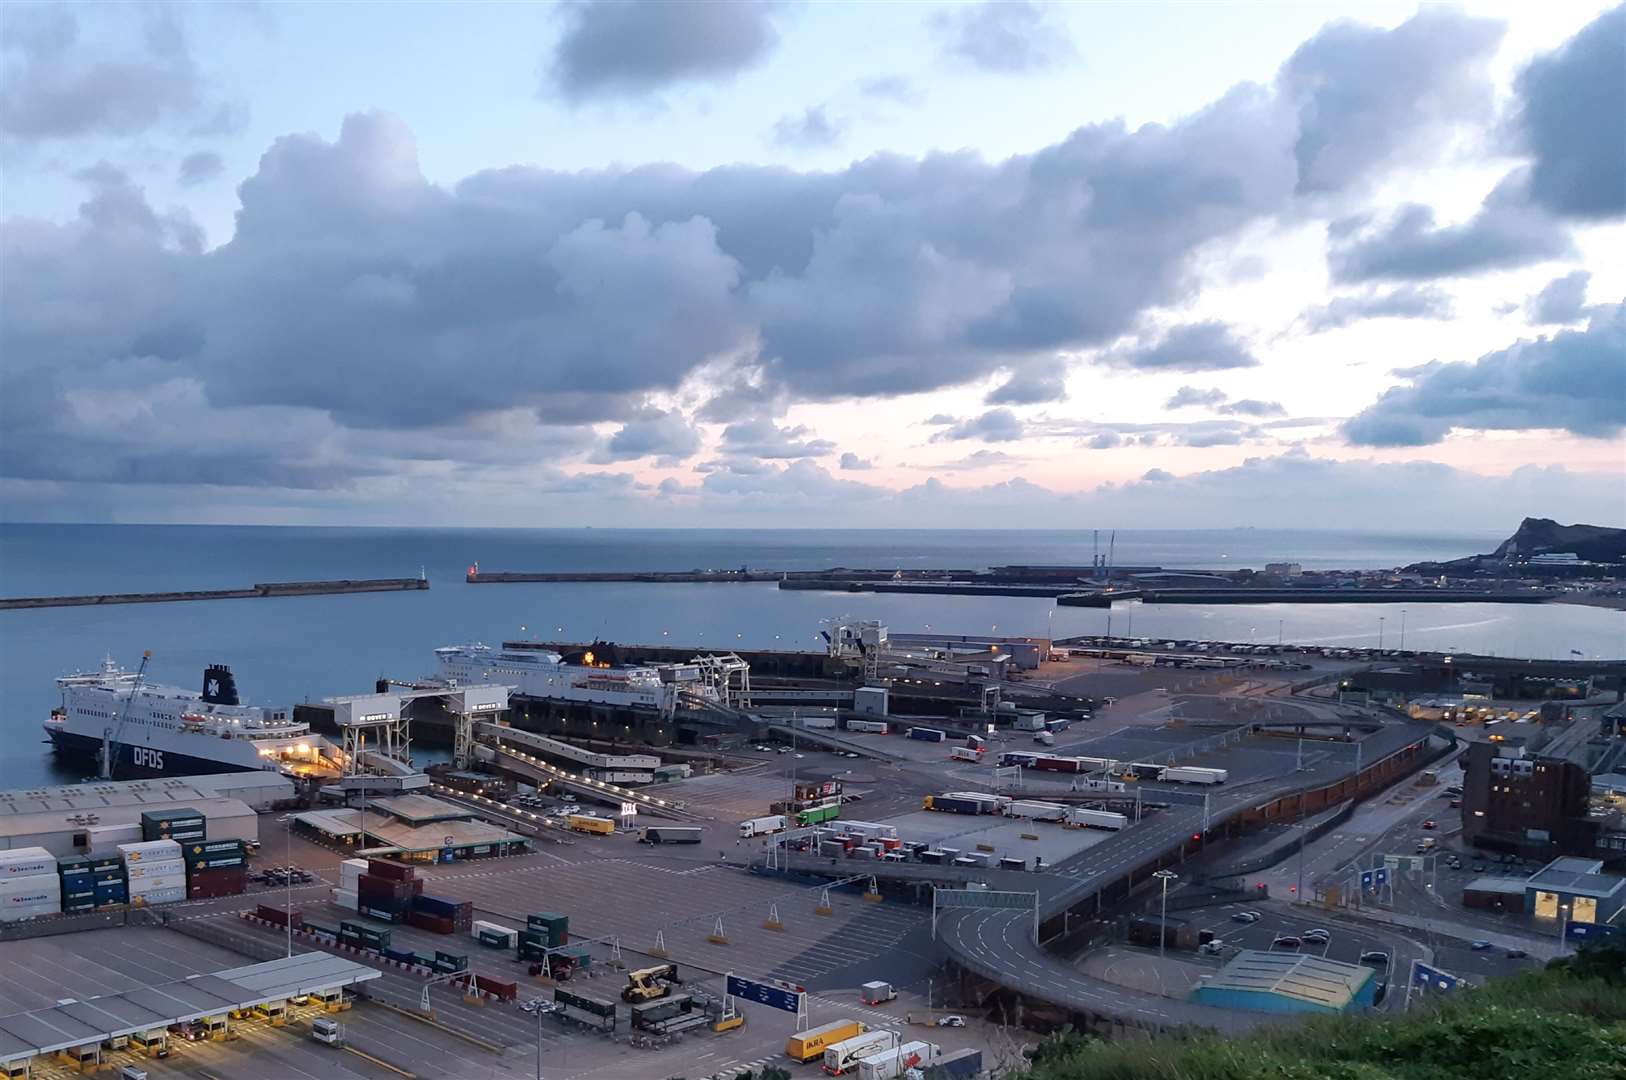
xmin=45 ymin=659 xmax=343 ymax=779
xmin=434 ymin=643 xmax=696 ymax=713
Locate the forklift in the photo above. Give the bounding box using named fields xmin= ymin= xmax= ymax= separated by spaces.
xmin=622 ymin=963 xmax=682 ymax=1003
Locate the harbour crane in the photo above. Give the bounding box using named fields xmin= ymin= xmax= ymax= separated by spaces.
xmin=100 ymin=650 xmax=151 ymax=780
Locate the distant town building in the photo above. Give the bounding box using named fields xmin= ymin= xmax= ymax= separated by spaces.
xmin=1529 ymin=552 xmax=1582 ymax=564
xmin=1462 ymin=742 xmax=1596 ymax=858
xmin=1263 ymin=562 xmax=1303 ymax=577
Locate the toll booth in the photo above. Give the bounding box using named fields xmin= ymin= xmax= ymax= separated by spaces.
xmin=254 ymin=1000 xmax=289 ymax=1026
xmin=60 ymin=1044 xmax=98 ymax=1072
xmin=203 ymin=1015 xmax=229 ymax=1040
xmin=129 ymin=1028 xmax=169 ymax=1056
xmin=4 ymin=1060 xmax=29 ymax=1078
xmin=313 ymin=988 xmax=350 ymax=1012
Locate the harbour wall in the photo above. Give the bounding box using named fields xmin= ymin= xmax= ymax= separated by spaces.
xmin=0 ymin=577 xmax=429 ymax=610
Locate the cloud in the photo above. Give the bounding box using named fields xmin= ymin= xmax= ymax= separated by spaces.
xmin=858 ymin=75 xmax=921 ymax=105
xmin=0 ymin=5 xmax=237 ymax=141
xmin=1108 ymin=322 xmax=1259 ymax=371
xmin=932 ymin=1 xmax=1076 ymax=74
xmin=1526 ymin=270 xmax=1591 ymax=325
xmin=772 ymin=105 xmax=845 ymax=149
xmin=546 ymin=0 xmax=783 ymax=102
xmin=1328 ymin=175 xmax=1574 ymax=283
xmin=177 ymin=150 xmax=223 ymax=186
xmin=931 ymin=408 xmax=1026 ymax=443
xmin=1510 ymin=5 xmax=1626 ymax=220
xmin=1218 ymin=398 xmax=1286 ymax=418
xmin=1085 ymin=432 xmax=1123 ymax=450
xmin=1298 ymin=284 xmax=1454 ymax=333
xmin=593 ymin=407 xmax=701 ymax=462
xmin=985 ymin=368 xmax=1066 ymax=405
xmin=1279 ymin=9 xmax=1502 ymax=195
xmin=940 ymin=449 xmax=1018 ymax=469
xmin=1165 ymin=386 xmax=1228 ymax=409
xmin=838 ymin=451 xmax=873 ymax=470
xmin=1344 ymin=303 xmax=1626 ymax=446
xmin=718 ymin=417 xmax=834 ymax=458
xmin=1056 ymin=417 xmax=1272 ymax=449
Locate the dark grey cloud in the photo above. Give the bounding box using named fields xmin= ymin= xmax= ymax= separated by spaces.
xmin=1109 ymin=322 xmax=1258 ymax=372
xmin=546 ymin=0 xmax=783 ymax=102
xmin=1328 ymin=176 xmax=1574 ymax=283
xmin=772 ymin=105 xmax=845 ymax=149
xmin=1085 ymin=432 xmax=1123 ymax=450
xmin=932 ymin=1 xmax=1076 ymax=74
xmin=1344 ymin=302 xmax=1626 ymax=446
xmin=838 ymin=451 xmax=873 ymax=470
xmin=594 ymin=407 xmax=701 ymax=462
xmin=985 ymin=368 xmax=1066 ymax=404
xmin=718 ymin=417 xmax=834 ymax=458
xmin=1280 ymin=9 xmax=1502 ymax=195
xmin=1165 ymin=386 xmax=1228 ymax=409
xmin=1298 ymin=284 xmax=1454 ymax=333
xmin=0 ymin=5 xmax=236 ymax=141
xmin=858 ymin=75 xmax=921 ymax=105
xmin=1218 ymin=398 xmax=1286 ymax=418
xmin=1510 ymin=5 xmax=1626 ymax=220
xmin=177 ymin=150 xmax=223 ymax=186
xmin=1527 ymin=270 xmax=1592 ymax=325
xmin=931 ymin=409 xmax=1026 ymax=443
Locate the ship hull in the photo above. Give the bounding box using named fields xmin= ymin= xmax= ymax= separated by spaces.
xmin=45 ymin=727 xmax=263 ymax=779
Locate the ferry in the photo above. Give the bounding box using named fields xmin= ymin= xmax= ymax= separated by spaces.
xmin=435 ymin=643 xmax=705 ymax=714
xmin=45 ymin=659 xmax=343 ymax=779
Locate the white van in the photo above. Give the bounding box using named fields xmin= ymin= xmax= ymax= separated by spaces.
xmin=310 ymin=1018 xmax=342 ymax=1046
xmin=120 ymin=1067 xmax=149 ymax=1080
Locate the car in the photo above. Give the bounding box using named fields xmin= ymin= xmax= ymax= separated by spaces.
xmin=1199 ymin=941 xmax=1225 ymax=955
xmin=1359 ymin=951 xmax=1389 ymax=966
xmin=1471 ymin=940 xmax=1493 ymax=950
xmin=1506 ymin=948 xmax=1528 ymax=959
xmin=845 ymin=752 xmax=861 ymax=759
xmin=1232 ymin=911 xmax=1261 ymax=923
xmin=1272 ymin=936 xmax=1302 ymax=950
xmin=1422 ymin=820 xmax=1437 ymax=830
xmin=1450 ymin=799 xmax=1462 ymax=808
xmin=776 ymin=746 xmax=791 ymax=754
xmin=1302 ymin=929 xmax=1330 ymax=944
xmin=936 ymin=1015 xmax=966 ymax=1028
xmin=1472 ymin=862 xmax=1486 ymax=872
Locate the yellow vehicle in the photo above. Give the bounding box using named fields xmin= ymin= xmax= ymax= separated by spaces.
xmin=785 ymin=1019 xmax=865 ymax=1062
xmin=567 ymin=814 xmax=615 ymax=835
xmin=622 ymin=963 xmax=682 ymax=1003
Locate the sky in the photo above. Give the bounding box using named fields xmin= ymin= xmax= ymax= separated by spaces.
xmin=1 ymin=0 xmax=1622 ymax=531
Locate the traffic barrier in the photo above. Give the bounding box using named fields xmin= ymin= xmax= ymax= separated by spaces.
xmin=650 ymin=929 xmax=668 ymax=957
xmin=762 ymin=904 xmax=783 ymax=931
xmin=707 ymin=915 xmax=729 ymax=945
xmin=815 ymin=886 xmax=833 ymax=916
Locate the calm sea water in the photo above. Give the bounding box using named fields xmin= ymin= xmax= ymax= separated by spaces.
xmin=3 ymin=524 xmax=1621 ymax=788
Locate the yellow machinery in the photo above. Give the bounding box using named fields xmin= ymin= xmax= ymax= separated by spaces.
xmin=622 ymin=963 xmax=682 ymax=1003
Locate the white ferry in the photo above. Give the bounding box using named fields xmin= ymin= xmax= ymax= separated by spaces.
xmin=435 ymin=643 xmax=693 ymax=713
xmin=45 ymin=659 xmax=342 ymax=778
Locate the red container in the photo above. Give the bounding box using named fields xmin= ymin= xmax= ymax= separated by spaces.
xmin=256 ymin=905 xmax=302 ymax=928
xmin=187 ymin=867 xmax=247 ymax=899
xmin=474 ymin=975 xmax=518 ymax=1001
xmin=367 ymin=859 xmax=416 ymax=883
xmin=406 ymin=910 xmax=455 ymax=934
xmin=358 ymin=875 xmax=419 ymax=907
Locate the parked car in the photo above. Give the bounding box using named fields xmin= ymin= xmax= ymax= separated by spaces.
xmin=1232 ymin=911 xmax=1261 ymax=923
xmin=1272 ymin=936 xmax=1302 ymax=950
xmin=1507 ymin=948 xmax=1528 ymax=959
xmin=1359 ymin=951 xmax=1389 ymax=966
xmin=1301 ymin=929 xmax=1330 ymax=944
xmin=1422 ymin=820 xmax=1437 ymax=830
xmin=1472 ymin=862 xmax=1486 ymax=872
xmin=1471 ymin=940 xmax=1493 ymax=951
xmin=936 ymin=1015 xmax=966 ymax=1028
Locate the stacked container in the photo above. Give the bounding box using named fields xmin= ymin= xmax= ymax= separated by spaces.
xmin=141 ymin=807 xmax=207 ymax=843
xmin=338 ymin=920 xmax=391 ymax=951
xmin=183 ymin=839 xmax=248 ymax=899
xmin=356 ymin=860 xmax=422 ymax=922
xmin=90 ymin=854 xmax=127 ymax=908
xmin=57 ymin=855 xmax=96 ymax=914
xmin=335 ymin=858 xmax=367 ymax=911
xmin=0 ymin=847 xmax=61 ymax=922
xmin=518 ymin=912 xmax=569 ymax=960
xmin=409 ymin=894 xmax=473 ymax=934
xmin=119 ymin=839 xmax=186 ymax=906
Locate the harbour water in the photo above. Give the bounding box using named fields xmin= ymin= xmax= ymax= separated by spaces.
xmin=2 ymin=524 xmax=1621 ymax=788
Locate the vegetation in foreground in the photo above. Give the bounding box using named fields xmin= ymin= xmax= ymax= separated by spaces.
xmin=1007 ymin=940 xmax=1626 ymax=1080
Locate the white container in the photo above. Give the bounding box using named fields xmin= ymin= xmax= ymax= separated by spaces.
xmin=0 ymin=879 xmax=60 ymax=902
xmin=129 ymin=873 xmax=187 ymax=893
xmin=339 ymin=858 xmax=367 ymax=885
xmin=333 ymin=889 xmax=358 ymax=911
xmin=131 ymin=887 xmax=186 ymax=906
xmin=0 ymin=848 xmax=58 ymax=879
xmin=88 ymin=823 xmax=143 ymax=855
xmin=119 ymin=840 xmax=182 ymax=862
xmin=0 ymin=902 xmax=62 ymax=923
xmin=126 ymin=860 xmax=186 ymax=880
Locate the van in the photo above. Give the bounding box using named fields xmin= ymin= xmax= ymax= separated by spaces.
xmin=120 ymin=1067 xmax=149 ymax=1080
xmin=310 ymin=1018 xmax=342 ymax=1046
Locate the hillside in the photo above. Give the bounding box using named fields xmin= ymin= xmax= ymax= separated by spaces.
xmin=1004 ymin=939 xmax=1626 ymax=1080
xmin=1492 ymin=517 xmax=1626 ymax=562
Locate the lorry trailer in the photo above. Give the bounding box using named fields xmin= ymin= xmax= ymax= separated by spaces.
xmin=1161 ymin=766 xmax=1228 ymax=785
xmin=906 ymin=727 xmax=946 ymax=742
xmin=856 ymin=1040 xmax=939 ymax=1080
xmin=1007 ymin=801 xmax=1068 ymax=822
xmin=1068 ymin=808 xmax=1129 ymax=830
xmin=949 ymin=746 xmax=984 ymax=762
xmin=739 ymin=815 xmax=788 ymax=838
xmin=787 ymin=1019 xmax=867 ymax=1062
xmin=566 ymin=814 xmax=616 ymax=835
xmin=638 ymin=826 xmax=703 ymax=844
xmin=823 ymin=1030 xmax=899 ymax=1075
xmin=846 ymin=720 xmax=889 ymax=734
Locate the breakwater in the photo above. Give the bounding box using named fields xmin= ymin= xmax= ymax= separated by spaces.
xmin=1057 ymin=587 xmax=1552 ymax=606
xmin=468 ymin=567 xmax=976 ymax=583
xmin=0 ymin=577 xmax=429 ymax=610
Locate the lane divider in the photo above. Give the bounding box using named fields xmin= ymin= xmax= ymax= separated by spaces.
xmin=344 ymin=1046 xmax=416 ymax=1077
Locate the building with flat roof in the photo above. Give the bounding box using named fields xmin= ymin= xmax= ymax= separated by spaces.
xmin=1462 ymin=741 xmax=1595 ymax=858
xmin=0 ymin=779 xmax=259 ymax=857
xmin=1526 ymin=857 xmax=1626 ymax=927
xmin=290 ymin=793 xmax=529 ymax=861
xmin=1190 ymin=950 xmax=1376 ymax=1015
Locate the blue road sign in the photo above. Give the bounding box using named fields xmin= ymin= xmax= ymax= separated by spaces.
xmin=1360 ymin=870 xmax=1373 ymax=890
xmin=726 ymin=974 xmax=802 ymax=1013
xmin=1412 ymin=962 xmax=1461 ymax=991
xmin=1375 ymin=867 xmax=1389 ymax=886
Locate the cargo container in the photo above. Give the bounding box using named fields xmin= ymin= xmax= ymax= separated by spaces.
xmin=567 ymin=815 xmax=616 ymax=836
xmin=842 ymin=821 xmax=899 ymax=840
xmin=474 ymin=975 xmax=517 ymax=1002
xmin=949 ymin=746 xmax=984 ymax=762
xmin=140 ymin=809 xmax=205 ymax=842
xmin=256 ymin=904 xmax=302 ymax=928
xmin=186 ymin=867 xmax=247 ymax=899
xmin=922 ymin=795 xmax=981 ymax=815
xmin=999 ymin=856 xmax=1027 ymax=870
xmin=433 ymin=951 xmax=468 ymax=972
xmin=638 ymin=826 xmax=703 ymax=844
xmin=1073 ymin=756 xmax=1118 ymax=772
xmin=1007 ymin=801 xmax=1068 ymax=822
xmin=358 ymin=906 xmax=400 ymax=923
xmin=473 ymin=920 xmax=518 ymax=948
xmin=846 ymin=720 xmax=889 ymax=734
xmin=1012 ymin=712 xmax=1047 ymax=731
xmin=382 ymin=947 xmax=418 ymax=965
xmin=181 ymin=839 xmax=245 ymax=862
xmin=856 ymin=1040 xmax=938 ymax=1080
xmin=786 ymin=1019 xmax=866 ymax=1062
xmin=554 ymin=987 xmax=617 ymax=1022
xmin=1033 ymin=755 xmax=1088 ymax=774
xmin=1068 ymin=808 xmax=1128 ymax=831
xmin=930 ymin=1047 xmax=983 ymax=1077
xmin=906 ymin=727 xmax=946 ymax=743
xmin=118 ymin=840 xmax=182 ymax=863
xmin=951 ymin=856 xmax=979 ymax=867
xmin=823 ymin=1030 xmax=899 ymax=1075
xmin=131 ymin=886 xmax=186 ymax=906
xmin=918 ymin=850 xmax=944 ymax=864
xmin=366 ymin=860 xmax=417 ymax=883
xmin=997 ymin=750 xmax=1041 ymax=768
xmin=0 ymin=848 xmax=57 ymax=879
xmin=1160 ymin=766 xmax=1228 ymax=785
xmin=796 ymin=803 xmax=842 ymax=827
xmin=738 ymin=815 xmax=788 ymax=839
xmin=819 ymin=841 xmax=848 ymax=858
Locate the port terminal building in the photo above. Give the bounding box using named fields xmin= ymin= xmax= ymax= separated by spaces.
xmin=1189 ymin=950 xmax=1377 ymax=1016
xmin=0 ymin=778 xmax=277 ymax=858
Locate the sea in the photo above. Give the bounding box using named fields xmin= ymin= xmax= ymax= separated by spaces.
xmin=3 ymin=524 xmax=1622 ymax=789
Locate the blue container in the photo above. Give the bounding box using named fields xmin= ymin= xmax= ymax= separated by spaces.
xmin=413 ymin=895 xmax=458 ymax=917
xmin=381 ymin=947 xmax=417 ymax=965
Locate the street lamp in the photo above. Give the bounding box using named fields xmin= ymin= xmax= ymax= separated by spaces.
xmin=276 ymin=814 xmax=293 ymax=957
xmin=1559 ymin=903 xmax=1570 ymax=946
xmin=1399 ymin=610 xmax=1407 ymax=652
xmin=1153 ymin=870 xmax=1177 ymax=959
xmin=1378 ymin=616 xmax=1386 ymax=651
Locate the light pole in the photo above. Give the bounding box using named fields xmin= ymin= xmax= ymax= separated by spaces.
xmin=277 ymin=814 xmax=293 ymax=957
xmin=1378 ymin=616 xmax=1386 ymax=651
xmin=1153 ymin=870 xmax=1177 ymax=959
xmin=1559 ymin=903 xmax=1570 ymax=947
xmin=1399 ymin=610 xmax=1407 ymax=652
xmin=1278 ymin=619 xmax=1284 ymax=646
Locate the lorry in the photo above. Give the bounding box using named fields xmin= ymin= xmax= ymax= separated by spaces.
xmin=949 ymin=746 xmax=983 ymax=762
xmin=1068 ymin=808 xmax=1128 ymax=831
xmin=638 ymin=826 xmax=702 ymax=845
xmin=846 ymin=720 xmax=889 ymax=734
xmin=1160 ymin=766 xmax=1228 ymax=785
xmin=856 ymin=1040 xmax=939 ymax=1080
xmin=906 ymin=727 xmax=946 ymax=742
xmin=859 ymin=981 xmax=897 ymax=1005
xmin=1007 ymin=801 xmax=1068 ymax=822
xmin=823 ymin=1030 xmax=899 ymax=1075
xmin=797 ymin=802 xmax=842 ymax=827
xmin=786 ymin=1019 xmax=866 ymax=1063
xmin=1033 ymin=731 xmax=1056 ymax=746
xmin=739 ymin=815 xmax=788 ymax=839
xmin=929 ymin=1047 xmax=984 ymax=1077
xmin=566 ymin=814 xmax=616 ymax=835
xmin=922 ymin=795 xmax=981 ymax=815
